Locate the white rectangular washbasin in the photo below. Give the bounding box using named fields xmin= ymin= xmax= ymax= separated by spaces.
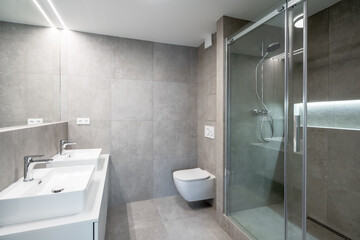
xmin=0 ymin=165 xmax=94 ymax=226
xmin=48 ymin=148 xmax=102 ymax=168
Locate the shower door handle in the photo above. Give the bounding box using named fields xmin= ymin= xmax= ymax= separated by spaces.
xmin=293 ymin=115 xmax=301 ymax=152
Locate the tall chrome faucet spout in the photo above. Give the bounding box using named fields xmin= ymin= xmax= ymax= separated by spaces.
xmin=23 ymin=155 xmax=53 ymax=182
xmin=60 ymin=139 xmax=77 ymax=155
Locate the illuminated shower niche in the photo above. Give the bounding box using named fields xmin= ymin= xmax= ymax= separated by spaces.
xmin=294 ymin=100 xmax=360 ymax=130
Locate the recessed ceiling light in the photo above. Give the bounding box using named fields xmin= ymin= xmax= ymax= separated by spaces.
xmin=294 ymin=14 xmax=304 ymax=28
xmin=47 ymin=0 xmax=67 ymax=30
xmin=32 ymin=0 xmax=55 ymax=28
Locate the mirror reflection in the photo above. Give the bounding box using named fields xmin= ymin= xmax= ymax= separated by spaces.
xmin=0 ymin=0 xmax=61 ymax=128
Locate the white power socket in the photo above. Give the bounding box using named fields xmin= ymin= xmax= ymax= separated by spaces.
xmin=204 ymin=125 xmax=215 ymax=139
xmin=77 ymin=118 xmax=90 ymax=125
xmin=27 ymin=118 xmax=43 ymax=125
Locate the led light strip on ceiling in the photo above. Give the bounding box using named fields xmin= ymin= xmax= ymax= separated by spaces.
xmin=32 ymin=0 xmax=67 ymax=29
xmin=47 ymin=0 xmax=67 ymax=30
xmin=32 ymin=0 xmax=55 ymax=28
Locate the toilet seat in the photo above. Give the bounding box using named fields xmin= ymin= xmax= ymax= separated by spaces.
xmin=173 ymin=168 xmax=210 ymax=182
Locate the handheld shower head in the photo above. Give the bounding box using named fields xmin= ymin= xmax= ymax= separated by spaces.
xmin=266 ymin=42 xmax=280 ymax=53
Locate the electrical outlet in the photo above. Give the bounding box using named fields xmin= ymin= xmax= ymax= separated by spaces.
xmin=27 ymin=118 xmax=43 ymax=125
xmin=77 ymin=118 xmax=90 ymax=125
xmin=204 ymin=125 xmax=215 ymax=139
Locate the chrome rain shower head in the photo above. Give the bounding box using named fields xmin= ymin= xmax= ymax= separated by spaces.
xmin=266 ymin=42 xmax=280 ymax=53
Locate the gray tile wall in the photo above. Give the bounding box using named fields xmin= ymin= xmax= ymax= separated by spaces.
xmin=306 ymin=1 xmax=360 ymax=239
xmin=0 ymin=22 xmax=61 ymax=128
xmin=61 ymin=31 xmax=198 ymax=206
xmin=0 ymin=122 xmax=68 ymax=191
xmin=197 ymin=34 xmax=217 ymax=175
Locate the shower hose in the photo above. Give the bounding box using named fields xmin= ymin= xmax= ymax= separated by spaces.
xmin=259 ymin=113 xmax=274 ymax=142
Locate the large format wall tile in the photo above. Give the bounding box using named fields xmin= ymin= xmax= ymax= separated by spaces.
xmin=109 ymin=159 xmax=154 ymax=205
xmin=111 ymin=79 xmax=153 ymax=121
xmin=205 ymin=94 xmax=216 ymax=122
xmin=0 ymin=73 xmax=28 ymax=124
xmin=14 ymin=127 xmax=42 ymax=178
xmin=154 ymin=120 xmax=193 ymax=160
xmin=68 ymin=121 xmax=111 ymax=154
xmin=63 ymin=29 xmax=197 ymax=211
xmin=328 ymin=129 xmax=360 ymax=193
xmin=328 ymin=0 xmax=360 ymax=101
xmin=189 ymin=83 xmax=198 ymax=121
xmin=153 ymin=158 xmax=189 ymax=198
xmin=25 ymin=27 xmax=60 ymax=75
xmin=307 ymin=176 xmax=327 ymax=223
xmin=307 ymin=128 xmax=328 ymax=180
xmin=67 ymin=76 xmax=111 ymax=121
xmin=198 ymin=35 xmax=216 ymax=95
xmin=329 ymin=58 xmax=360 ymax=101
xmin=328 ymin=0 xmax=360 ymax=65
xmin=154 ymin=43 xmax=190 ymax=83
xmin=0 ymin=22 xmax=60 ymax=75
xmin=327 ymin=184 xmax=360 ymax=239
xmin=308 ymin=8 xmax=329 ymax=69
xmin=307 ymin=65 xmax=329 ymax=102
xmin=111 ymin=121 xmax=153 ymax=161
xmin=67 ymin=31 xmax=113 ymax=78
xmin=0 ymin=131 xmax=16 ymax=191
xmin=0 ymin=22 xmax=27 ymax=73
xmin=197 ymin=37 xmax=218 ymax=176
xmin=0 ymin=22 xmax=62 ymax=127
xmin=112 ymin=38 xmax=154 ymax=81
xmin=154 ymin=82 xmax=190 ymax=121
xmin=189 ymin=48 xmax=198 ymax=83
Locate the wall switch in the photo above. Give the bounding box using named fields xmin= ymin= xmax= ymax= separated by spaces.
xmin=77 ymin=118 xmax=90 ymax=125
xmin=27 ymin=118 xmax=43 ymax=125
xmin=204 ymin=125 xmax=215 ymax=139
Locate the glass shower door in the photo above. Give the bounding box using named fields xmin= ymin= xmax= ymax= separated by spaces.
xmin=225 ymin=0 xmax=307 ymax=239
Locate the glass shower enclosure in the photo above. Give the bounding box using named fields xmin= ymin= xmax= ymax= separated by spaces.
xmin=225 ymin=0 xmax=307 ymax=239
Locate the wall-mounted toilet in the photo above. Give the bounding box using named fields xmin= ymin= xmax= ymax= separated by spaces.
xmin=173 ymin=168 xmax=215 ymax=202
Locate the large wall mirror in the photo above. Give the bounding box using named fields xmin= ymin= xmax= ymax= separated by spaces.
xmin=0 ymin=0 xmax=62 ymax=128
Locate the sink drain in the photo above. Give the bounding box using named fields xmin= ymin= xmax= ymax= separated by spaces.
xmin=52 ymin=186 xmax=64 ymax=193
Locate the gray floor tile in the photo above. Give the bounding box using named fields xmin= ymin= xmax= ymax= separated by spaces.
xmin=127 ymin=199 xmax=163 ymax=230
xmin=164 ymin=215 xmax=230 ymax=240
xmin=134 ymin=223 xmax=169 ymax=240
xmin=106 ymin=196 xmax=229 ymax=240
xmin=155 ymin=195 xmax=194 ymax=221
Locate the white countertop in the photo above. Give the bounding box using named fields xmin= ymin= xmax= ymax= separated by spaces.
xmin=0 ymin=154 xmax=109 ymax=238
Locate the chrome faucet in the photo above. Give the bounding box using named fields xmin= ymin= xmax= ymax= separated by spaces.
xmin=60 ymin=139 xmax=77 ymax=155
xmin=23 ymin=155 xmax=53 ymax=182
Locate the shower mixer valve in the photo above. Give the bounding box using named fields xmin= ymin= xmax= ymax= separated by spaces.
xmin=252 ymin=109 xmax=270 ymax=115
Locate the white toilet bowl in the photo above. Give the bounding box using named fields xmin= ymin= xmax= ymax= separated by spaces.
xmin=173 ymin=168 xmax=215 ymax=202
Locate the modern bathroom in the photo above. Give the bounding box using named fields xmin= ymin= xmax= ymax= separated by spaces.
xmin=0 ymin=0 xmax=359 ymax=239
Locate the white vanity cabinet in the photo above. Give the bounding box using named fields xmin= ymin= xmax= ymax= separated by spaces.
xmin=0 ymin=155 xmax=110 ymax=240
xmin=4 ymin=222 xmax=94 ymax=240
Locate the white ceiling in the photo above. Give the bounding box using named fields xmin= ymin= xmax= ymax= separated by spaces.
xmin=0 ymin=0 xmax=340 ymax=47
xmin=0 ymin=0 xmax=283 ymax=47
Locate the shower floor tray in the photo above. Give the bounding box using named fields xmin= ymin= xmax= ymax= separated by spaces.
xmin=229 ymin=204 xmax=344 ymax=240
